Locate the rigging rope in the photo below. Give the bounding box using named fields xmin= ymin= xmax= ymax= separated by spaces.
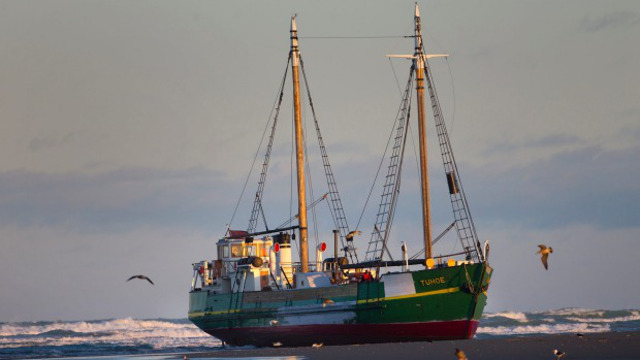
xmin=445 ymin=57 xmax=456 ymax=136
xmin=362 ymin=66 xmax=414 ymax=265
xmin=247 ymin=56 xmax=291 ymax=233
xmin=355 ymin=67 xmax=415 ymax=233
xmin=375 ymin=75 xmax=413 ymax=264
xmin=227 ymin=56 xmax=292 ymax=234
xmin=388 ymin=57 xmax=404 ymax=97
xmin=301 ymin=85 xmax=321 ymax=252
xmin=300 ymin=35 xmax=412 ymax=39
xmin=298 ymin=55 xmax=358 ymax=262
xmin=354 ymin=111 xmax=396 ymax=231
xmin=423 ymin=30 xmax=457 ymax=136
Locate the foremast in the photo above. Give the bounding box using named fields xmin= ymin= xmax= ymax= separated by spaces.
xmin=290 ymin=16 xmax=309 ymax=273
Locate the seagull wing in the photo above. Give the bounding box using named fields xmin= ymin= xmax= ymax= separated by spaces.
xmin=537 ymin=244 xmax=547 ymax=253
xmin=541 ymin=253 xmax=549 ymax=270
xmin=346 ymin=230 xmax=361 ymax=240
xmin=127 ymin=274 xmax=154 ymax=285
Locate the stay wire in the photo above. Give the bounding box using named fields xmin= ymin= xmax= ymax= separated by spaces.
xmin=389 ymin=57 xmax=420 ymax=182
xmin=354 ymin=67 xmax=415 ymax=231
xmin=300 ymin=35 xmax=412 ymax=39
xmin=444 ymin=57 xmax=456 ymax=136
xmin=423 ymin=30 xmax=457 ymax=136
xmin=301 ymin=74 xmax=321 ymax=252
xmin=226 ymin=55 xmax=291 ymax=234
xmin=388 ymin=58 xmax=404 ymax=97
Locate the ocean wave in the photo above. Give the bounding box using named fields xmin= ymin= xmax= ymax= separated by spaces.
xmin=1 ymin=318 xmax=193 ymax=337
xmin=37 ymin=329 xmax=112 ymax=338
xmin=566 ymin=312 xmax=640 ymax=324
xmin=0 ymin=318 xmax=218 ymax=351
xmin=477 ymin=322 xmax=611 ymax=336
xmin=483 ymin=312 xmax=528 ymax=322
xmin=536 ymin=307 xmax=606 ymax=317
xmin=2 ymin=310 xmax=639 ymax=358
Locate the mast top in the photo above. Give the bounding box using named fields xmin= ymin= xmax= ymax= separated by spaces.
xmin=387 ymin=4 xmax=449 ymax=61
xmin=290 ymin=15 xmax=300 ymax=66
xmin=414 ymin=4 xmax=424 ymax=60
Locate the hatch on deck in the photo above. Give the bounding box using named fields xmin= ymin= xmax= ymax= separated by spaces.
xmin=294 ymin=271 xmax=333 ymax=289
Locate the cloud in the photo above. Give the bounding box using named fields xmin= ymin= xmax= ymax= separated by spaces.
xmin=28 ymin=132 xmax=76 ymax=152
xmin=0 ymin=167 xmax=230 ymax=232
xmin=580 ymin=10 xmax=640 ymax=32
xmin=483 ymin=134 xmax=584 ymax=156
xmin=467 ymin=144 xmax=640 ymax=230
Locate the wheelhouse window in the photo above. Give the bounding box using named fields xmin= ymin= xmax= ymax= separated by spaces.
xmin=244 ymin=244 xmax=256 ymax=257
xmin=230 ymin=244 xmax=242 ymax=258
xmin=256 ymin=243 xmax=264 ymax=257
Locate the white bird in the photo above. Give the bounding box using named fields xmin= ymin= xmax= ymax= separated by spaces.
xmin=346 ymin=230 xmax=361 ymax=241
xmin=537 ymin=245 xmax=553 ymax=270
xmin=554 ymin=349 xmax=566 ymax=359
xmin=127 ymin=275 xmax=154 ymax=285
xmin=272 ymin=341 xmax=282 ymax=347
xmin=312 ymin=342 xmax=323 ymax=348
xmin=269 ymin=319 xmax=279 ymax=326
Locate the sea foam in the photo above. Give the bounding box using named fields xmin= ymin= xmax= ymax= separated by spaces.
xmin=0 ymin=318 xmax=219 ymax=351
xmin=478 ymin=308 xmax=640 ymax=338
xmin=483 ymin=311 xmax=528 ymax=322
xmin=2 ymin=310 xmax=640 ymax=358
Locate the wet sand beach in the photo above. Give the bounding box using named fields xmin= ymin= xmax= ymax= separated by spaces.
xmin=181 ymin=331 xmax=640 ymax=360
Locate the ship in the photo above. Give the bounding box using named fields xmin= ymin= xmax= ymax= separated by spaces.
xmin=188 ymin=4 xmax=492 ymax=347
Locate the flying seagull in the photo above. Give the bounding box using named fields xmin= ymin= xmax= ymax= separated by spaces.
xmin=346 ymin=230 xmax=362 ymax=241
xmin=127 ymin=275 xmax=154 ymax=285
xmin=537 ymin=244 xmax=553 ymax=270
xmin=554 ymin=349 xmax=566 ymax=359
xmin=455 ymin=348 xmax=468 ymax=360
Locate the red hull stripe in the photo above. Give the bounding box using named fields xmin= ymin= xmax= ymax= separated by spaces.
xmin=205 ymin=320 xmax=479 ymax=347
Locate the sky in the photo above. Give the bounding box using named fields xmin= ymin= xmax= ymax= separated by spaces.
xmin=0 ymin=0 xmax=639 ymax=322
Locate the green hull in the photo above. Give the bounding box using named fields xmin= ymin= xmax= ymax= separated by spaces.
xmin=189 ymin=262 xmax=492 ymax=346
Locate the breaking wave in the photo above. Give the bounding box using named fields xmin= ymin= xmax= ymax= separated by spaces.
xmin=1 ymin=309 xmax=639 ymax=358
xmin=0 ymin=318 xmax=220 ymax=359
xmin=483 ymin=311 xmax=528 ymax=322
xmin=477 ymin=308 xmax=640 ymax=338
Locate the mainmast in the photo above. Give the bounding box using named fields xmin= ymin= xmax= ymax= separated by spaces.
xmin=290 ymin=16 xmax=309 ymax=273
xmin=414 ymin=4 xmax=433 ymax=260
